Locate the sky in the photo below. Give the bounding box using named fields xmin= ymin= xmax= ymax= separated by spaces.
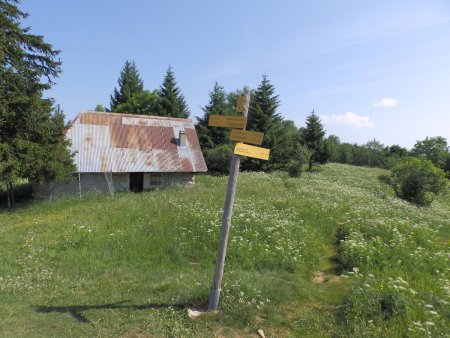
xmin=20 ymin=0 xmax=450 ymax=149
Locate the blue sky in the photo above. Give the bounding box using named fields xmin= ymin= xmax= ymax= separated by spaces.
xmin=21 ymin=0 xmax=450 ymax=148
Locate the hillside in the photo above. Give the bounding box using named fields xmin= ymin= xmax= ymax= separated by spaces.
xmin=0 ymin=164 xmax=448 ymax=337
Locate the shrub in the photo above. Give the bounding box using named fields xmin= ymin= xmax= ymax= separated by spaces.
xmin=204 ymin=144 xmax=233 ymax=174
xmin=390 ymin=157 xmax=447 ymax=205
xmin=286 ymin=160 xmax=303 ymax=177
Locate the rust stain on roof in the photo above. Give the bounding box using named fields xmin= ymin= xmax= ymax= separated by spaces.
xmin=79 ymin=113 xmax=110 ymax=125
xmin=67 ymin=111 xmax=207 ymax=173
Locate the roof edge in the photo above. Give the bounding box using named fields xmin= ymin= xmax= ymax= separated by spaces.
xmin=77 ymin=111 xmax=193 ymax=123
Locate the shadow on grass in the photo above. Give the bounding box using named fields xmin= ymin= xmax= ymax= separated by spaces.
xmin=0 ymin=183 xmax=33 ymax=211
xmin=35 ymin=300 xmax=192 ymax=324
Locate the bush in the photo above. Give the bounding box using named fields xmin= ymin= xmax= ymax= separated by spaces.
xmin=204 ymin=144 xmax=233 ymax=174
xmin=286 ymin=160 xmax=303 ymax=177
xmin=390 ymin=157 xmax=447 ymax=205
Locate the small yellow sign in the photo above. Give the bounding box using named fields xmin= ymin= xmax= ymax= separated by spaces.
xmin=230 ymin=129 xmax=264 ymax=145
xmin=236 ymin=96 xmax=246 ymax=113
xmin=234 ymin=143 xmax=270 ymax=161
xmin=209 ymin=115 xmax=247 ymax=129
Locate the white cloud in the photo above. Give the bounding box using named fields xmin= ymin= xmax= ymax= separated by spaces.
xmin=374 ymin=98 xmax=398 ymax=107
xmin=321 ymin=112 xmax=375 ymax=128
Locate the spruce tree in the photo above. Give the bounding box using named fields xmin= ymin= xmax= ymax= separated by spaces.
xmin=157 ymin=66 xmax=189 ymax=118
xmin=110 ymin=60 xmax=144 ymax=111
xmin=195 ymin=82 xmax=233 ymax=172
xmin=196 ymin=82 xmax=231 ymax=149
xmin=301 ymin=111 xmax=326 ymax=170
xmin=0 ymin=0 xmax=74 ymax=206
xmin=242 ymin=74 xmax=282 ymax=171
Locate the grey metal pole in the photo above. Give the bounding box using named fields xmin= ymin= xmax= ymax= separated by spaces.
xmin=78 ymin=172 xmax=82 ymax=197
xmin=208 ymin=89 xmax=250 ymax=311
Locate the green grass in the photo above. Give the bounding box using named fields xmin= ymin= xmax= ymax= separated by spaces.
xmin=0 ymin=164 xmax=448 ymax=337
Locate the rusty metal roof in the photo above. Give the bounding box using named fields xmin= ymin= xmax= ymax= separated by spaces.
xmin=67 ymin=112 xmax=207 ymax=173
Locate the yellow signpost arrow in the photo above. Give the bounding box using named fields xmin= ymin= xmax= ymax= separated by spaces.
xmin=208 ymin=115 xmax=247 ymax=129
xmin=234 ymin=143 xmax=270 ymax=160
xmin=230 ymin=129 xmax=264 ymax=145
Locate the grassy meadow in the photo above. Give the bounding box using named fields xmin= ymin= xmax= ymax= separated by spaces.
xmin=0 ymin=164 xmax=448 ymax=337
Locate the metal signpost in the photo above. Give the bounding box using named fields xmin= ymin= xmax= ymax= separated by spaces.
xmin=207 ymin=88 xmax=270 ymax=311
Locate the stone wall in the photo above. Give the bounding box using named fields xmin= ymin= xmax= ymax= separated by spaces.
xmin=32 ymin=172 xmax=196 ymax=200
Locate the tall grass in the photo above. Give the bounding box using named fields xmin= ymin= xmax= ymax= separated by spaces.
xmin=0 ymin=164 xmax=448 ymax=337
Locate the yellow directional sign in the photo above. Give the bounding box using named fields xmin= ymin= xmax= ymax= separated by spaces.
xmin=209 ymin=115 xmax=247 ymax=129
xmin=230 ymin=129 xmax=264 ymax=145
xmin=236 ymin=96 xmax=246 ymax=113
xmin=234 ymin=143 xmax=270 ymax=161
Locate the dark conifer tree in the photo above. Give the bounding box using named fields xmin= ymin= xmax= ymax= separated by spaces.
xmin=110 ymin=60 xmax=144 ymax=111
xmin=196 ymin=82 xmax=231 ymax=149
xmin=157 ymin=66 xmax=189 ymax=118
xmin=301 ymin=111 xmax=326 ymax=170
xmin=242 ymin=74 xmax=283 ymax=171
xmin=195 ymin=82 xmax=233 ymax=172
xmin=0 ymin=0 xmax=74 ymax=207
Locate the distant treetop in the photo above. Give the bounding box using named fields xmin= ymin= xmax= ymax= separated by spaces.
xmin=110 ymin=60 xmax=144 ymax=111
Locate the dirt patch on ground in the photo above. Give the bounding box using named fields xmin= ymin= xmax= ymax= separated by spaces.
xmin=312 ymin=271 xmax=326 ymax=283
xmin=312 ymin=271 xmax=342 ymax=284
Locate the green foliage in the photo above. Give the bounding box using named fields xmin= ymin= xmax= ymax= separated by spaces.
xmin=196 ymin=76 xmax=297 ymax=174
xmin=411 ymin=136 xmax=449 ymax=169
xmin=204 ymin=144 xmax=233 ymax=174
xmin=445 ymin=156 xmax=450 ymax=176
xmin=300 ymin=111 xmax=326 ymax=170
xmin=242 ymin=74 xmax=283 ymax=172
xmin=20 ymin=107 xmax=75 ymax=184
xmin=390 ymin=157 xmax=447 ymax=205
xmin=109 ymin=60 xmax=144 ymax=111
xmin=196 ymin=83 xmax=232 ymax=149
xmin=156 ymin=65 xmax=189 ymax=118
xmin=270 ymin=120 xmax=302 ymax=172
xmin=0 ymin=0 xmax=74 ymax=207
xmin=330 ymin=141 xmax=410 ymax=170
xmin=94 ymin=104 xmax=105 ymax=112
xmin=324 ymin=135 xmax=341 ymax=163
xmin=114 ymin=90 xmax=158 ymax=115
xmin=195 ymin=82 xmax=234 ymax=172
xmin=285 ymin=160 xmax=302 ymax=177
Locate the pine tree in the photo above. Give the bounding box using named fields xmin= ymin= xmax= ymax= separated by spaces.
xmin=242 ymin=74 xmax=282 ymax=171
xmin=301 ymin=111 xmax=326 ymax=170
xmin=0 ymin=0 xmax=74 ymax=207
xmin=195 ymin=82 xmax=233 ymax=173
xmin=20 ymin=106 xmax=75 ymax=184
xmin=196 ymin=82 xmax=231 ymax=149
xmin=157 ymin=66 xmax=189 ymax=118
xmin=110 ymin=60 xmax=144 ymax=111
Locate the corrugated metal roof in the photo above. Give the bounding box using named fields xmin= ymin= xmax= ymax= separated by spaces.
xmin=67 ymin=112 xmax=207 ymax=173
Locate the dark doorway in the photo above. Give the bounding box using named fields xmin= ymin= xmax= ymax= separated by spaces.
xmin=129 ymin=172 xmax=144 ymax=192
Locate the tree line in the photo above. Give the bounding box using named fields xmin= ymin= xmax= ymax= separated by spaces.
xmin=105 ymin=61 xmax=450 ymax=177
xmin=103 ymin=63 xmax=330 ymax=175
xmin=101 ymin=63 xmax=449 ymax=205
xmin=323 ymin=136 xmax=450 ymax=172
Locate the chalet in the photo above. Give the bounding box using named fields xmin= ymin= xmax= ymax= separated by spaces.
xmin=32 ymin=111 xmax=207 ymax=199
